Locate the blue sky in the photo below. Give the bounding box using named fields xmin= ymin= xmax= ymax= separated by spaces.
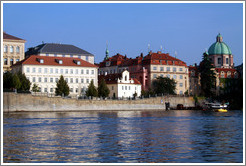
xmin=3 ymin=2 xmax=244 ymax=65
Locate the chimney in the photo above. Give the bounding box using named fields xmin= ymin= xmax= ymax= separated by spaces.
xmin=140 ymin=53 xmax=143 ymax=57
xmin=157 ymin=51 xmax=162 ymax=54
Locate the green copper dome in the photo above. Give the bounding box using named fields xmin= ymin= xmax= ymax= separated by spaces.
xmin=208 ymin=33 xmax=232 ymax=55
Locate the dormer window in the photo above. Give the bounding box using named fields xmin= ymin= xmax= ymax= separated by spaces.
xmin=106 ymin=61 xmax=111 ymax=67
xmin=73 ymin=60 xmax=81 ymax=65
xmin=55 ymin=59 xmax=63 ymax=64
xmin=36 ymin=58 xmax=44 ymax=64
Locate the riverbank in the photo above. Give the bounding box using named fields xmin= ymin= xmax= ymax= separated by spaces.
xmin=3 ymin=92 xmax=195 ymax=112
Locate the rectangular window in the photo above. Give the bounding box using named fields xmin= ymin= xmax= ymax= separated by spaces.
xmin=4 ymin=58 xmax=8 ymax=65
xmin=70 ymin=69 xmax=73 ymax=74
xmin=86 ymin=56 xmax=89 ymax=61
xmin=91 ymin=70 xmax=94 ymax=75
xmin=86 ymin=70 xmax=89 ymax=74
xmin=32 ymin=68 xmax=36 ymax=73
xmin=167 ymin=67 xmax=170 ymax=71
xmin=86 ymin=79 xmax=89 ymax=83
xmin=70 ymin=88 xmax=73 ymax=92
xmin=50 ymin=68 xmax=53 ymax=73
xmin=32 ymin=77 xmax=36 ymax=82
xmin=26 ymin=67 xmax=30 ymax=73
xmin=218 ymin=58 xmax=221 ymax=64
xmin=81 ymin=69 xmax=84 ymax=74
xmin=50 ymin=88 xmax=53 ymax=92
xmin=39 ymin=77 xmax=42 ymax=82
xmin=44 ymin=68 xmax=48 ymax=73
xmin=46 ymin=53 xmax=49 ymax=56
xmin=180 ymin=83 xmax=183 ymax=87
xmin=226 ymin=58 xmax=229 ymax=64
xmin=60 ymin=69 xmax=63 ymax=74
xmin=125 ymin=86 xmax=127 ymax=90
xmin=75 ymin=69 xmax=78 ymax=74
xmin=129 ymin=86 xmax=131 ymax=90
xmin=38 ymin=68 xmax=42 ymax=73
xmin=179 ymin=68 xmax=183 ymax=72
xmin=70 ymin=78 xmax=73 ymax=83
xmin=44 ymin=88 xmax=47 ymax=92
xmin=50 ymin=78 xmax=53 ymax=82
xmin=153 ymin=74 xmax=157 ymax=78
xmin=160 ymin=67 xmax=164 ymax=71
xmin=180 ymin=75 xmax=183 ymax=79
xmin=44 ymin=78 xmax=47 ymax=82
xmin=55 ymin=69 xmax=58 ymax=73
xmin=153 ymin=66 xmax=157 ymax=70
xmin=122 ymin=86 xmax=124 ymax=90
xmin=56 ymin=78 xmax=58 ymax=82
xmin=76 ymin=78 xmax=78 ymax=83
xmin=65 ymin=69 xmax=68 ymax=74
xmin=173 ymin=67 xmax=176 ymax=72
xmin=81 ymin=78 xmax=84 ymax=83
xmin=66 ymin=78 xmax=68 ymax=83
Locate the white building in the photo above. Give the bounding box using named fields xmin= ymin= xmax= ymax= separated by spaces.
xmin=98 ymin=70 xmax=141 ymax=98
xmin=25 ymin=43 xmax=95 ymax=64
xmin=11 ymin=56 xmax=98 ymax=96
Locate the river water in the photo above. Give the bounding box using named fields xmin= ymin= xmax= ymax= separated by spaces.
xmin=3 ymin=110 xmax=243 ymax=163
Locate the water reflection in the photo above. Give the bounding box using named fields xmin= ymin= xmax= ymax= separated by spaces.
xmin=3 ymin=110 xmax=243 ymax=163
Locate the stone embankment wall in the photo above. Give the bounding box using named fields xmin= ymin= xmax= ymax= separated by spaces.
xmin=3 ymin=93 xmax=195 ymax=112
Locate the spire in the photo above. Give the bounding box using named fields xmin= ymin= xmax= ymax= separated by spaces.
xmin=104 ymin=42 xmax=109 ymax=61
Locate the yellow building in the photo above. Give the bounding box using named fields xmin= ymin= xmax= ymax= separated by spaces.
xmin=3 ymin=32 xmax=26 ymax=72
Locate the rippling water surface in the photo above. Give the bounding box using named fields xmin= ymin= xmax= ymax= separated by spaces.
xmin=3 ymin=110 xmax=243 ymax=163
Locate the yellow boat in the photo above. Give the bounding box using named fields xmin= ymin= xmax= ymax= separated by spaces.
xmin=215 ymin=109 xmax=228 ymax=112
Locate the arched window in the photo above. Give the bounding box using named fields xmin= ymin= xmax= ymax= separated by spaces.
xmin=10 ymin=59 xmax=14 ymax=65
xmin=221 ymin=71 xmax=225 ymax=78
xmin=10 ymin=46 xmax=14 ymax=53
xmin=227 ymin=72 xmax=231 ymax=78
xmin=16 ymin=46 xmax=20 ymax=53
xmin=4 ymin=58 xmax=8 ymax=65
xmin=234 ymin=72 xmax=238 ymax=78
xmin=4 ymin=45 xmax=8 ymax=53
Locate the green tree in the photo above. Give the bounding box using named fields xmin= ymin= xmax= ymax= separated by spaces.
xmin=17 ymin=72 xmax=31 ymax=91
xmin=152 ymin=76 xmax=176 ymax=95
xmin=32 ymin=83 xmax=40 ymax=92
xmin=55 ymin=75 xmax=69 ymax=96
xmin=12 ymin=74 xmax=21 ymax=90
xmin=86 ymin=80 xmax=98 ymax=97
xmin=3 ymin=71 xmax=14 ymax=89
xmin=98 ymin=78 xmax=110 ymax=98
xmin=199 ymin=52 xmax=216 ymax=98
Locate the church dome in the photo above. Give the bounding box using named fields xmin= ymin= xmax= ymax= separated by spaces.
xmin=208 ymin=33 xmax=232 ymax=55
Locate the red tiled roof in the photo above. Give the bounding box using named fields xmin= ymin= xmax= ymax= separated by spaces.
xmin=99 ymin=53 xmax=128 ymax=67
xmin=143 ymin=52 xmax=187 ymax=67
xmin=3 ymin=32 xmax=25 ymax=41
xmin=12 ymin=55 xmax=98 ymax=68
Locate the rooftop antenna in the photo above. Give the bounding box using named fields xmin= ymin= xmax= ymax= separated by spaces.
xmin=148 ymin=44 xmax=150 ymax=53
xmin=160 ymin=45 xmax=163 ymax=52
xmin=175 ymin=51 xmax=177 ymax=58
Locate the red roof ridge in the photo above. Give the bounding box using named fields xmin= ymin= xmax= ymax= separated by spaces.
xmin=12 ymin=55 xmax=98 ymax=68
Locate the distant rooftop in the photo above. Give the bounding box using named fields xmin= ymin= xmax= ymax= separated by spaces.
xmin=25 ymin=43 xmax=94 ymax=56
xmin=3 ymin=32 xmax=26 ymax=41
